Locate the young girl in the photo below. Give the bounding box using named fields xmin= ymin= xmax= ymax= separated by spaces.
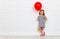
xmin=37 ymin=9 xmax=47 ymax=36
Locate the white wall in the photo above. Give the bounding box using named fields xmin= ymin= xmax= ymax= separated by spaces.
xmin=0 ymin=0 xmax=60 ymax=35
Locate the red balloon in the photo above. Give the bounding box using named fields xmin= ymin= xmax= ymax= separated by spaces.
xmin=34 ymin=2 xmax=42 ymax=11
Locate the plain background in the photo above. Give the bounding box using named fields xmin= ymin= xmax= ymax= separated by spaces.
xmin=0 ymin=0 xmax=60 ymax=35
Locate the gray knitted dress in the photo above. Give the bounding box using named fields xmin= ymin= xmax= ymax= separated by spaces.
xmin=38 ymin=15 xmax=47 ymax=28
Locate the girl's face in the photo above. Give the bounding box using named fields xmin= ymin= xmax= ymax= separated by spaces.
xmin=39 ymin=11 xmax=44 ymax=15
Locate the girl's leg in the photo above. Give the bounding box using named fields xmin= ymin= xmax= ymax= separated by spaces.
xmin=41 ymin=27 xmax=45 ymax=36
xmin=38 ymin=27 xmax=43 ymax=36
xmin=41 ymin=27 xmax=44 ymax=33
xmin=40 ymin=27 xmax=43 ymax=33
xmin=38 ymin=27 xmax=45 ymax=36
xmin=38 ymin=27 xmax=42 ymax=33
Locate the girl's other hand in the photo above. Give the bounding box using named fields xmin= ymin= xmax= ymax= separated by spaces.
xmin=43 ymin=18 xmax=47 ymax=22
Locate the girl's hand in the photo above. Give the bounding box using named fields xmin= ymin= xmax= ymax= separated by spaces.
xmin=43 ymin=18 xmax=47 ymax=22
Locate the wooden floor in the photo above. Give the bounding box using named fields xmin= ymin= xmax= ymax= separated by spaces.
xmin=0 ymin=35 xmax=60 ymax=39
